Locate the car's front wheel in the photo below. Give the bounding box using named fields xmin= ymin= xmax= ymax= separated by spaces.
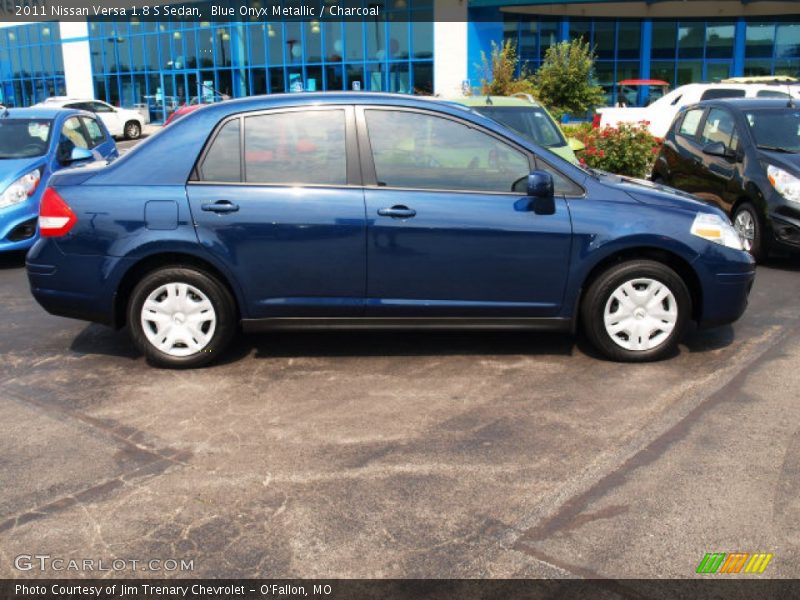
xmin=124 ymin=120 xmax=142 ymax=140
xmin=127 ymin=267 xmax=237 ymax=368
xmin=581 ymin=260 xmax=691 ymax=362
xmin=733 ymin=203 xmax=766 ymax=262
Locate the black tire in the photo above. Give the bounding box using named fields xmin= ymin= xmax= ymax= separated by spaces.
xmin=124 ymin=120 xmax=142 ymax=140
xmin=127 ymin=267 xmax=237 ymax=368
xmin=581 ymin=260 xmax=691 ymax=362
xmin=732 ymin=202 xmax=767 ymax=262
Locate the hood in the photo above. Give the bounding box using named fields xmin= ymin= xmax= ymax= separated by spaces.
xmin=757 ymin=149 xmax=800 ymax=174
xmin=0 ymin=158 xmax=45 ymax=193
xmin=593 ymin=169 xmax=722 ymax=215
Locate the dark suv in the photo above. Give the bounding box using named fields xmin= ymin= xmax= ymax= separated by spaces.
xmin=652 ymin=98 xmax=800 ymax=261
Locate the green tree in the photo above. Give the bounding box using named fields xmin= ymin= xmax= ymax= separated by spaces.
xmin=532 ymin=39 xmax=606 ymax=120
xmin=479 ymin=40 xmax=536 ymax=96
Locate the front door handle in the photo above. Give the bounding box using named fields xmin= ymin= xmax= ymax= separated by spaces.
xmin=201 ymin=200 xmax=239 ymax=214
xmin=377 ymin=205 xmax=416 ymax=219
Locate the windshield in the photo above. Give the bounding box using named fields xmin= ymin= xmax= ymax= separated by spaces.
xmin=474 ymin=106 xmax=567 ymax=148
xmin=0 ymin=119 xmax=53 ymax=159
xmin=745 ymin=108 xmax=800 ymax=153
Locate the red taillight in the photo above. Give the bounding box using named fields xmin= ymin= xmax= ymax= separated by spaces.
xmin=592 ymin=113 xmax=602 ymax=129
xmin=39 ymin=188 xmax=77 ymax=237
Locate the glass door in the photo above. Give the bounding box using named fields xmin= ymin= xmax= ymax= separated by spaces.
xmin=706 ymin=62 xmax=732 ymax=82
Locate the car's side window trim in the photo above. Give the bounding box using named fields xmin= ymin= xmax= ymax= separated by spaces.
xmin=191 ymin=105 xmax=360 ymax=188
xmin=355 ymin=105 xmax=584 ymax=197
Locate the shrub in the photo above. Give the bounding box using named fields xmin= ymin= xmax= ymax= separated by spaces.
xmin=532 ymin=40 xmax=606 ymax=121
xmin=570 ymin=121 xmax=663 ymax=179
xmin=479 ymin=40 xmax=537 ymax=96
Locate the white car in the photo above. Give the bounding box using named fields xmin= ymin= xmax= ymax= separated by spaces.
xmin=595 ymin=82 xmax=800 ymax=138
xmin=35 ymin=97 xmax=144 ymax=140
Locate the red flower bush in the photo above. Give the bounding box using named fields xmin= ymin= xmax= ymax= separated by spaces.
xmin=563 ymin=121 xmax=664 ymax=178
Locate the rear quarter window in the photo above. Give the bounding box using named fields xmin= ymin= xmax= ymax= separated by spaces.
xmin=699 ymin=88 xmax=746 ymax=101
xmin=199 ymin=118 xmax=241 ymax=182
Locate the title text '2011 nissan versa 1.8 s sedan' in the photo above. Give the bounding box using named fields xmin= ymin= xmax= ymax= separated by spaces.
xmin=26 ymin=93 xmax=755 ymax=368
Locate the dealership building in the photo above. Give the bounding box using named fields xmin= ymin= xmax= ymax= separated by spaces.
xmin=1 ymin=0 xmax=799 ymax=122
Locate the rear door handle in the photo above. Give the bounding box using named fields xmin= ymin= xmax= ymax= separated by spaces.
xmin=377 ymin=205 xmax=416 ymax=219
xmin=201 ymin=200 xmax=239 ymax=214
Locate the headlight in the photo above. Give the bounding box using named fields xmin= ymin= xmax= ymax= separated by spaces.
xmin=0 ymin=169 xmax=41 ymax=209
xmin=767 ymin=165 xmax=800 ymax=204
xmin=690 ymin=212 xmax=743 ymax=251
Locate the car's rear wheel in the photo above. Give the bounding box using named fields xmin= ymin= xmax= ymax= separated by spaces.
xmin=127 ymin=267 xmax=236 ymax=368
xmin=733 ymin=203 xmax=766 ymax=262
xmin=124 ymin=120 xmax=142 ymax=140
xmin=581 ymin=260 xmax=691 ymax=362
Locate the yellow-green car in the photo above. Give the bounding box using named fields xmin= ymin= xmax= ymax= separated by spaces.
xmin=441 ymin=94 xmax=583 ymax=164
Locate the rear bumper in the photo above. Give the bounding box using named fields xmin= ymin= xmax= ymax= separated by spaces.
xmin=26 ymin=240 xmax=127 ymax=326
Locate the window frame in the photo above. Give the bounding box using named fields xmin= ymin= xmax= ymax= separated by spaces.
xmin=355 ymin=105 xmax=584 ymax=197
xmin=190 ymin=105 xmax=361 ymax=188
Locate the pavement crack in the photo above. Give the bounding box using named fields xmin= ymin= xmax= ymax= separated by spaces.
xmin=513 ymin=321 xmax=798 ymax=551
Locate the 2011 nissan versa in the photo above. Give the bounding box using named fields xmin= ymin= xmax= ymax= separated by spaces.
xmin=26 ymin=93 xmax=755 ymax=368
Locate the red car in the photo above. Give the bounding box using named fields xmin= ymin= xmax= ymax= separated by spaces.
xmin=164 ymin=95 xmax=227 ymax=126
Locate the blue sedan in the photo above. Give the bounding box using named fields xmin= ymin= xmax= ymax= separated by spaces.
xmin=0 ymin=106 xmax=117 ymax=253
xmin=26 ymin=93 xmax=754 ymax=367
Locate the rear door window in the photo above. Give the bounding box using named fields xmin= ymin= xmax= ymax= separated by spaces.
xmin=244 ymin=110 xmax=347 ymax=185
xmin=756 ymin=90 xmax=790 ymax=99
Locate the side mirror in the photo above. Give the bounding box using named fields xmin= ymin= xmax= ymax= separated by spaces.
xmin=527 ymin=170 xmax=555 ymax=215
xmin=67 ymin=147 xmax=93 ymax=164
xmin=702 ymin=141 xmax=734 ymax=160
xmin=567 ymin=137 xmax=585 ymax=152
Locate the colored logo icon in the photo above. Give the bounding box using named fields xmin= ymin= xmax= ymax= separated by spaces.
xmin=696 ymin=552 xmax=773 ymax=574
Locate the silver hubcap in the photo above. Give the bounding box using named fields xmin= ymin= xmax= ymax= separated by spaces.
xmin=604 ymin=278 xmax=678 ymax=352
xmin=141 ymin=283 xmax=216 ymax=357
xmin=734 ymin=210 xmax=755 ymax=252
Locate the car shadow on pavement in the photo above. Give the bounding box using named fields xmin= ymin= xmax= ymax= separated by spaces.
xmin=67 ymin=324 xmax=735 ymax=365
xmin=761 ymin=256 xmax=800 ymax=272
xmin=0 ymin=251 xmax=26 ymax=270
xmin=681 ymin=324 xmax=736 ymax=353
xmin=70 ymin=323 xmax=141 ymax=360
xmin=241 ymin=330 xmax=577 ymax=360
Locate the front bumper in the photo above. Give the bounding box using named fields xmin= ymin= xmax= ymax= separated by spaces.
xmin=693 ymin=248 xmax=756 ymax=329
xmin=0 ymin=200 xmax=39 ymax=252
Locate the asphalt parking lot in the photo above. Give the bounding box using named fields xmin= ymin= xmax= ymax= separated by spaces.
xmin=1 ymin=245 xmax=800 ymax=580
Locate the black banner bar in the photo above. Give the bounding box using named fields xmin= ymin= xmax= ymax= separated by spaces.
xmin=3 ymin=1 xmax=440 ymax=23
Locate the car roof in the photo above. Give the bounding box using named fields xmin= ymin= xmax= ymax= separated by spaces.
xmin=697 ymin=98 xmax=799 ymax=110
xmin=191 ymin=92 xmax=483 ymax=118
xmin=441 ymin=95 xmax=540 ymax=108
xmin=1 ymin=106 xmax=81 ymax=119
xmin=41 ymin=98 xmax=95 ymax=105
